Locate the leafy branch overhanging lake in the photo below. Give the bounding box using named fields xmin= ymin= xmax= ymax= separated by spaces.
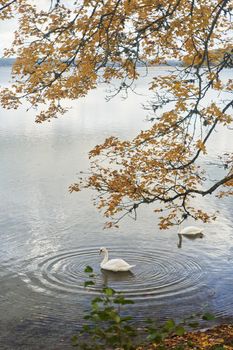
xmin=0 ymin=0 xmax=232 ymax=228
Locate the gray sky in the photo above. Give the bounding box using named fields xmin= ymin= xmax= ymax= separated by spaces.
xmin=0 ymin=18 xmax=17 ymax=56
xmin=0 ymin=0 xmax=51 ymax=57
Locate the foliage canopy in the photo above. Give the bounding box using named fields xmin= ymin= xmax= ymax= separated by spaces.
xmin=1 ymin=0 xmax=233 ymax=228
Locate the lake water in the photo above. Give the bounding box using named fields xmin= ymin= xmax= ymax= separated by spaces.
xmin=0 ymin=66 xmax=233 ymax=349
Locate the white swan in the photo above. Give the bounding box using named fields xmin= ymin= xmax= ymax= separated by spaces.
xmin=178 ymin=222 xmax=204 ymax=237
xmin=177 ymin=221 xmax=204 ymax=248
xmin=99 ymin=247 xmax=136 ymax=272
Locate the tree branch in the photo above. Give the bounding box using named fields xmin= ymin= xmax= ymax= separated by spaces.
xmin=0 ymin=0 xmax=17 ymax=12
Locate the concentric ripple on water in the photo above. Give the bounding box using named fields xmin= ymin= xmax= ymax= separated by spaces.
xmin=24 ymin=246 xmax=204 ymax=300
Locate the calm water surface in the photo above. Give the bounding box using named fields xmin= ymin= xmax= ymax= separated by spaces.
xmin=0 ymin=66 xmax=233 ymax=349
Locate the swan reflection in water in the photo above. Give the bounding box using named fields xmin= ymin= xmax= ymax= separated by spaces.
xmin=101 ymin=269 xmax=135 ymax=287
xmin=177 ymin=232 xmax=204 ymax=248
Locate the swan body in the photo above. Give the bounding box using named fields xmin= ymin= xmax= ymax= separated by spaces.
xmin=178 ymin=224 xmax=204 ymax=236
xmin=177 ymin=219 xmax=204 ymax=248
xmin=99 ymin=247 xmax=135 ymax=272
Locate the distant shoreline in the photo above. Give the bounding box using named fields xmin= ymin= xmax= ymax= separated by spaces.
xmin=0 ymin=58 xmax=182 ymax=67
xmin=1 ymin=57 xmax=231 ymax=68
xmin=0 ymin=58 xmax=16 ymax=66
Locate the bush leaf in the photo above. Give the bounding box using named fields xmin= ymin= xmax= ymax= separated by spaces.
xmin=84 ymin=266 xmax=93 ymax=273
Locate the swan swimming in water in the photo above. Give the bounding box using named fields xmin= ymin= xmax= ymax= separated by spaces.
xmin=177 ymin=218 xmax=204 ymax=248
xmin=177 ymin=214 xmax=204 ymax=248
xmin=178 ymin=223 xmax=204 ymax=236
xmin=177 ymin=213 xmax=204 ymax=236
xmin=99 ymin=247 xmax=136 ymax=272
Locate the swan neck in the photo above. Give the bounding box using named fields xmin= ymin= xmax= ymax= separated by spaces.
xmin=102 ymin=250 xmax=109 ymax=264
xmin=177 ymin=233 xmax=182 ymax=248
